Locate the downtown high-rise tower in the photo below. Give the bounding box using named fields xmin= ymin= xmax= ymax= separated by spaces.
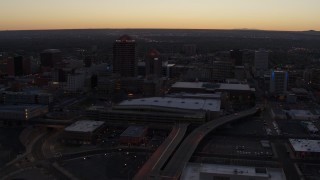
xmin=113 ymin=35 xmax=137 ymax=77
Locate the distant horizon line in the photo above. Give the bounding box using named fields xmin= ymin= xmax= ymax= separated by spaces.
xmin=0 ymin=27 xmax=318 ymax=32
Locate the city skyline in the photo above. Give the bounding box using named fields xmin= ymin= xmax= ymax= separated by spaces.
xmin=1 ymin=0 xmax=320 ymax=31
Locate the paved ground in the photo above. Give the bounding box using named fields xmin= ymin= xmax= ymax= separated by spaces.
xmin=134 ymin=123 xmax=188 ymax=180
xmin=0 ymin=127 xmax=25 ymax=167
xmin=62 ymin=152 xmax=149 ymax=180
xmin=7 ymin=167 xmax=55 ymax=180
xmin=273 ymin=140 xmax=300 ymax=180
xmin=298 ymin=163 xmax=320 ymax=180
xmin=160 ymin=106 xmax=261 ymax=179
xmin=197 ymin=136 xmax=273 ymax=159
xmin=215 ymin=117 xmax=267 ymax=136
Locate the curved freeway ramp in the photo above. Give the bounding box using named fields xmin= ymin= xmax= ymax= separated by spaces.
xmin=134 ymin=123 xmax=189 ymax=180
xmin=158 ymin=106 xmax=261 ymax=180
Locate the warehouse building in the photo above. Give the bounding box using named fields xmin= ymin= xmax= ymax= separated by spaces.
xmin=0 ymin=105 xmax=48 ymax=121
xmin=181 ymin=163 xmax=286 ymax=180
xmin=170 ymin=82 xmax=255 ymax=105
xmin=86 ymin=96 xmax=221 ymax=124
xmin=289 ymin=139 xmax=320 ymax=159
xmin=1 ymin=91 xmax=53 ymax=105
xmin=119 ymin=126 xmax=148 ymax=145
xmin=62 ymin=120 xmax=106 ymax=145
xmin=287 ymin=110 xmax=320 ymax=121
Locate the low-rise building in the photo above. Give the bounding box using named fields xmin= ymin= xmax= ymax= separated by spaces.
xmin=86 ymin=97 xmax=212 ymax=124
xmin=170 ymin=82 xmax=255 ymax=93
xmin=62 ymin=120 xmax=106 ymax=145
xmin=1 ymin=91 xmax=53 ymax=105
xmin=270 ymin=108 xmax=287 ymax=120
xmin=119 ymin=126 xmax=148 ymax=145
xmin=170 ymin=82 xmax=255 ymax=105
xmin=300 ymin=121 xmax=319 ymax=134
xmin=181 ymin=163 xmax=286 ymax=180
xmin=0 ymin=105 xmax=48 ymax=121
xmin=287 ymin=110 xmax=320 ymax=121
xmin=116 ymin=97 xmax=221 ymax=120
xmin=289 ymin=139 xmax=320 ymax=158
xmin=291 ymin=88 xmax=309 ymax=99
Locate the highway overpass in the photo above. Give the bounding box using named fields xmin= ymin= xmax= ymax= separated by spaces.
xmin=153 ymin=105 xmax=262 ymax=179
xmin=134 ymin=123 xmax=189 ymax=180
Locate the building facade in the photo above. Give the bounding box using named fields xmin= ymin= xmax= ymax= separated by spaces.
xmin=211 ymin=61 xmax=234 ymax=80
xmin=7 ymin=56 xmax=31 ymax=76
xmin=113 ymin=35 xmax=137 ymax=77
xmin=40 ymin=49 xmax=62 ymax=69
xmin=146 ymin=49 xmax=162 ymax=79
xmin=62 ymin=120 xmax=106 ymax=145
xmin=119 ymin=126 xmax=148 ymax=145
xmin=269 ymin=70 xmax=288 ymax=95
xmin=254 ymin=49 xmax=269 ymax=77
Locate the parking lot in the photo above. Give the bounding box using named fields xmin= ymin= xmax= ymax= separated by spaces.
xmin=62 ymin=152 xmax=150 ymax=180
xmin=197 ymin=136 xmax=274 ymax=158
xmin=56 ymin=125 xmax=168 ymax=155
xmin=0 ymin=127 xmax=25 ymax=167
xmin=214 ymin=117 xmax=267 ymax=136
xmin=277 ymin=120 xmax=312 ymax=137
xmin=7 ymin=167 xmax=54 ymax=180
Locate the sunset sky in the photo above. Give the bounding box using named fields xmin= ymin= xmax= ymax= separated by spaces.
xmin=1 ymin=0 xmax=319 ymax=31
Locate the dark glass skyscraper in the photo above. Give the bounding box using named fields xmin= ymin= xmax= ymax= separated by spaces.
xmin=7 ymin=55 xmax=29 ymax=76
xmin=113 ymin=35 xmax=137 ymax=77
xmin=230 ymin=49 xmax=243 ymax=66
xmin=13 ymin=56 xmax=23 ymax=76
xmin=146 ymin=48 xmax=162 ymax=78
xmin=40 ymin=49 xmax=62 ymax=68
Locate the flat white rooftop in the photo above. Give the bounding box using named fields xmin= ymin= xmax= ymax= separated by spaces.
xmin=166 ymin=92 xmax=222 ymax=99
xmin=219 ymin=83 xmax=253 ymax=91
xmin=181 ymin=163 xmax=286 ymax=180
xmin=289 ymin=110 xmax=314 ymax=116
xmin=65 ymin=120 xmax=105 ymax=133
xmin=118 ymin=97 xmax=221 ymax=112
xmin=287 ymin=109 xmax=319 ymax=120
xmin=171 ymin=82 xmax=254 ymax=92
xmin=171 ymin=82 xmax=204 ymax=89
xmin=289 ymin=139 xmax=320 ymax=153
xmin=301 ymin=121 xmax=319 ymax=132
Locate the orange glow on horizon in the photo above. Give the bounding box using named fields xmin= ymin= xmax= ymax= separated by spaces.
xmin=1 ymin=0 xmax=319 ymax=31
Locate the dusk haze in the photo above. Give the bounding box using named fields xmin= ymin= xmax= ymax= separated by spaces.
xmin=1 ymin=0 xmax=320 ymax=31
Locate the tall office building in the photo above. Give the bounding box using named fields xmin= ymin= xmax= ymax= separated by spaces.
xmin=254 ymin=49 xmax=269 ymax=76
xmin=84 ymin=55 xmax=92 ymax=67
xmin=146 ymin=49 xmax=162 ymax=78
xmin=182 ymin=44 xmax=197 ymax=56
xmin=269 ymin=70 xmax=288 ymax=94
xmin=7 ymin=56 xmax=30 ymax=76
xmin=113 ymin=35 xmax=137 ymax=77
xmin=40 ymin=49 xmax=62 ymax=68
xmin=211 ymin=61 xmax=234 ymax=80
xmin=230 ymin=49 xmax=243 ymax=66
